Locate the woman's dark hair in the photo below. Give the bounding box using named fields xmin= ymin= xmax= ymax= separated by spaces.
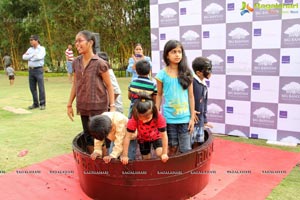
xmin=77 ymin=30 xmax=97 ymax=54
xmin=89 ymin=115 xmax=112 ymax=141
xmin=163 ymin=40 xmax=193 ymax=90
xmin=134 ymin=43 xmax=142 ymax=48
xmin=132 ymin=92 xmax=158 ymax=121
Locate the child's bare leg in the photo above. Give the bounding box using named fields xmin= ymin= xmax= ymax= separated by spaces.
xmin=142 ymin=153 xmax=151 ymax=160
xmin=168 ymin=146 xmax=178 ymax=156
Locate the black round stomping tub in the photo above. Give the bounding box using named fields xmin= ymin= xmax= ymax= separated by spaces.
xmin=72 ymin=131 xmax=214 ymax=200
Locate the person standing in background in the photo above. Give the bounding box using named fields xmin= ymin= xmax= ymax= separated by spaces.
xmin=65 ymin=44 xmax=74 ymax=83
xmin=97 ymin=51 xmax=124 ymax=113
xmin=126 ymin=43 xmax=152 ymax=82
xmin=2 ymin=53 xmax=12 ymax=71
xmin=127 ymin=60 xmax=157 ymax=119
xmin=22 ymin=35 xmax=46 ymax=110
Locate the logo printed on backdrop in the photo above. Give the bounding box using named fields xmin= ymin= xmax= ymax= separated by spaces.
xmin=159 ymin=3 xmax=179 ymax=27
xmin=282 ymin=20 xmax=300 ymax=48
xmin=252 ymin=49 xmax=280 ymax=76
xmin=252 ymin=82 xmax=260 ymax=90
xmin=279 ymin=77 xmax=300 ymax=104
xmin=253 ymin=28 xmax=262 ymax=36
xmin=227 ymin=106 xmax=234 ymax=113
xmin=251 ymin=102 xmax=278 ymax=129
xmin=203 ymin=50 xmax=226 ymax=74
xmin=227 ymin=3 xmax=235 ymax=11
xmin=151 ymin=29 xmax=159 ymax=51
xmin=180 ymin=26 xmax=201 ymax=50
xmin=150 ymin=0 xmax=300 ymax=143
xmin=180 ymin=8 xmax=187 ymax=15
xmin=240 ymin=1 xmax=254 ymax=16
xmin=202 ymin=0 xmax=226 ymax=24
xmin=253 ymin=0 xmax=282 ymax=21
xmin=279 ymin=110 xmax=288 ymax=118
xmin=207 ymin=99 xmax=225 ymax=123
xmin=225 ymin=124 xmax=250 ymax=137
xmin=227 ymin=23 xmax=252 ymax=49
xmin=281 ymin=55 xmax=290 ymax=64
xmin=203 ymin=31 xmax=210 ymax=38
xmin=227 ymin=56 xmax=234 ymax=63
xmin=226 ymin=76 xmax=251 ymax=101
xmin=150 ymin=0 xmax=158 ymax=5
xmin=160 ymin=51 xmax=164 ymax=70
xmin=277 ymin=130 xmax=300 ymax=143
xmin=160 ymin=33 xmax=166 ymax=41
xmin=206 ymin=80 xmax=210 ymax=88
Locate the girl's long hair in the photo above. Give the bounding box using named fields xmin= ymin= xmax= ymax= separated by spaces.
xmin=163 ymin=40 xmax=193 ymax=90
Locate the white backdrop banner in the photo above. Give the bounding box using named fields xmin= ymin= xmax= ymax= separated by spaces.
xmin=150 ymin=0 xmax=300 ymax=143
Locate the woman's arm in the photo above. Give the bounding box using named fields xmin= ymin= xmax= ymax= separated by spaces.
xmin=67 ymin=73 xmax=76 ymax=121
xmin=126 ymin=58 xmax=135 ymax=73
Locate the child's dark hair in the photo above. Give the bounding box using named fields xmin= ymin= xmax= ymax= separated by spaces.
xmin=192 ymin=57 xmax=212 ymax=78
xmin=132 ymin=92 xmax=158 ymax=121
xmin=97 ymin=51 xmax=109 ymax=62
xmin=163 ymin=40 xmax=193 ymax=90
xmin=136 ymin=60 xmax=150 ymax=76
xmin=97 ymin=51 xmax=112 ymax=69
xmin=89 ymin=115 xmax=112 ymax=141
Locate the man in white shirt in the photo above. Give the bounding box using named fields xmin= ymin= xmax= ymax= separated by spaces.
xmin=22 ymin=35 xmax=46 ymax=110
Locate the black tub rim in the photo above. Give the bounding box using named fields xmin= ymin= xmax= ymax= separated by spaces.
xmin=72 ymin=131 xmax=214 ymax=164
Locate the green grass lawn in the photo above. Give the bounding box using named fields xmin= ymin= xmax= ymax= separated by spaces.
xmin=0 ymin=72 xmax=299 ymax=199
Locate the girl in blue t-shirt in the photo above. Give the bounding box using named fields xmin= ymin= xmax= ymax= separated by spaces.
xmin=155 ymin=40 xmax=195 ymax=156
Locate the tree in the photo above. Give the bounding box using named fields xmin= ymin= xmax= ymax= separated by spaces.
xmin=0 ymin=0 xmax=151 ymax=71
